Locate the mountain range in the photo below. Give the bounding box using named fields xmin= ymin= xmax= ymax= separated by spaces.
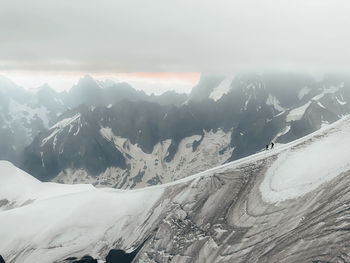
xmin=1 ymin=73 xmax=350 ymax=188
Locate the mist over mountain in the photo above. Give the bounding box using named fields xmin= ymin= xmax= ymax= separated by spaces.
xmin=3 ymin=1 xmax=350 ymax=262
xmin=2 ymin=72 xmax=350 ymax=263
xmin=1 ymin=72 xmax=349 ymax=188
xmin=0 ymin=75 xmax=188 ymax=166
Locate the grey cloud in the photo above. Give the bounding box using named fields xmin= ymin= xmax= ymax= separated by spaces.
xmin=1 ymin=0 xmax=350 ymax=73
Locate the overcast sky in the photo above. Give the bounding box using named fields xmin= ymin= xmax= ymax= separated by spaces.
xmin=1 ymin=0 xmax=350 ymax=92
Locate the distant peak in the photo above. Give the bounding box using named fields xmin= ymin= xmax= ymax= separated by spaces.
xmin=78 ymin=74 xmax=96 ymax=84
xmin=82 ymin=74 xmax=94 ymax=80
xmin=37 ymin=83 xmax=51 ymax=90
xmin=73 ymin=75 xmax=100 ymax=90
xmin=0 ymin=75 xmax=20 ymax=89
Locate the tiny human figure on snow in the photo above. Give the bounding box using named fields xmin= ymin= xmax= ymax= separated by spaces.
xmin=265 ymin=144 xmax=269 ymax=150
xmin=271 ymin=142 xmax=274 ymax=149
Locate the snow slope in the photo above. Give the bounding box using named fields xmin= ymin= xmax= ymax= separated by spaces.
xmin=266 ymin=94 xmax=284 ymax=112
xmin=298 ymin=86 xmax=311 ymax=100
xmin=260 ymin=117 xmax=350 ymax=202
xmin=286 ymin=101 xmax=312 ymax=121
xmin=0 ymin=161 xmax=164 ymax=262
xmin=209 ymin=75 xmax=234 ymax=101
xmin=0 ymin=161 xmax=94 ymax=208
xmin=1 ymin=115 xmax=350 ymax=262
xmin=8 ymin=99 xmax=50 ymax=128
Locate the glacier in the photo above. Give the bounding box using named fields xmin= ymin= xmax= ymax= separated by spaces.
xmin=1 ymin=116 xmax=350 ymax=262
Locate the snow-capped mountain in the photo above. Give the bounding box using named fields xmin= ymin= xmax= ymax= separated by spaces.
xmin=0 ymin=77 xmax=68 ymax=165
xmin=2 ymin=115 xmax=350 ymax=262
xmin=21 ymin=102 xmax=234 ymax=188
xmin=2 ymin=73 xmax=350 ymax=189
xmin=66 ymin=75 xmax=188 ymax=108
xmin=20 ymin=73 xmax=350 ymax=188
xmin=0 ymin=75 xmax=188 ymax=165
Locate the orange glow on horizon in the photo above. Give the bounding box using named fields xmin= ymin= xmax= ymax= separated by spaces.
xmin=99 ymin=72 xmax=201 ymax=84
xmin=0 ymin=71 xmax=201 ymax=94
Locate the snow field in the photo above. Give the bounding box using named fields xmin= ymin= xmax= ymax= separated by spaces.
xmin=0 ymin=162 xmax=164 ymax=262
xmin=260 ymin=117 xmax=350 ymax=203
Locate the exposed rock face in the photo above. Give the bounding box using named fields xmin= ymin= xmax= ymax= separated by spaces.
xmin=0 ymin=78 xmax=66 ymax=165
xmin=2 ymin=73 xmax=350 ymax=189
xmin=21 ymin=105 xmax=127 ymax=181
xmin=21 ymin=73 xmax=350 ymax=188
xmin=59 ymin=255 xmax=97 ymax=263
xmin=56 ymin=248 xmax=140 ymax=263
xmin=105 ymin=249 xmax=138 ymax=263
xmin=0 ymin=75 xmax=187 ymax=165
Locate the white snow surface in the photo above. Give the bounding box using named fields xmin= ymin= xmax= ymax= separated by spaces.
xmin=0 ymin=161 xmax=164 ymax=262
xmin=55 ymin=127 xmax=233 ymax=188
xmin=260 ymin=115 xmax=350 ymax=203
xmin=41 ymin=113 xmax=81 ymax=146
xmin=272 ymin=125 xmax=291 ymax=142
xmin=0 ymin=161 xmax=94 ymax=208
xmin=266 ymin=94 xmax=284 ymax=112
xmin=286 ymin=85 xmax=343 ymax=122
xmin=50 ymin=113 xmax=81 ymax=131
xmin=298 ymin=86 xmax=311 ymax=100
xmin=209 ymin=75 xmax=234 ymax=101
xmin=312 ymin=86 xmax=340 ymax=101
xmin=317 ymin=101 xmax=326 ymax=109
xmin=9 ymin=99 xmax=50 ymax=128
xmin=286 ymin=101 xmax=311 ymax=122
xmin=0 ymin=99 xmax=50 ymax=144
xmin=336 ymin=96 xmax=347 ymax=105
